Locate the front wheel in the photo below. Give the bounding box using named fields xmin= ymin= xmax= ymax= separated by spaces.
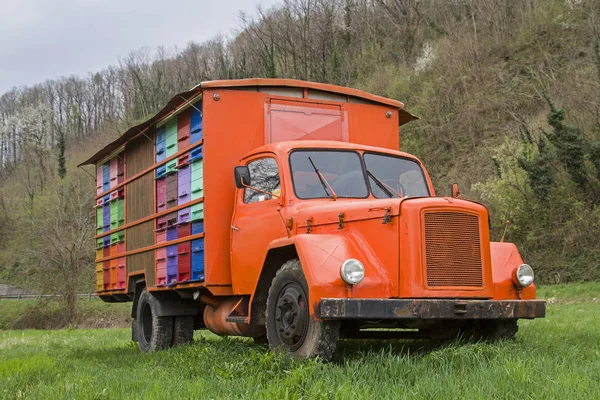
xmin=481 ymin=319 xmax=518 ymax=341
xmin=456 ymin=319 xmax=519 ymax=342
xmin=265 ymin=259 xmax=339 ymax=361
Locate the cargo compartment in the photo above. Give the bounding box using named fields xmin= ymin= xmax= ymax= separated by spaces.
xmin=86 ymin=81 xmax=409 ymax=295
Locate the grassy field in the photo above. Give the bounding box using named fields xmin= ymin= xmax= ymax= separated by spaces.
xmin=1 ymin=284 xmax=599 ymax=399
xmin=0 ymin=298 xmax=130 ymax=330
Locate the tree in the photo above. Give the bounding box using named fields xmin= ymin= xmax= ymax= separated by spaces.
xmin=517 ymin=126 xmax=554 ymax=201
xmin=27 ymin=174 xmax=94 ymax=321
xmin=57 ymin=131 xmax=66 ymax=178
xmin=591 ymin=40 xmax=600 ymax=181
xmin=543 ymin=95 xmax=587 ymax=188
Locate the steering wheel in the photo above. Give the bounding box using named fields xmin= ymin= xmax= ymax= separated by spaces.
xmin=381 ymin=179 xmax=405 ymax=198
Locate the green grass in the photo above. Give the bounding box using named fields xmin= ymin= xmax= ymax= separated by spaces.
xmin=1 ymin=283 xmax=599 ymax=399
xmin=0 ymin=299 xmax=130 ymax=330
xmin=537 ymin=282 xmax=600 ymax=303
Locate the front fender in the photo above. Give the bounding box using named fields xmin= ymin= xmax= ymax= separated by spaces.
xmin=270 ymin=233 xmax=393 ymax=315
xmin=490 ymin=242 xmax=536 ymax=300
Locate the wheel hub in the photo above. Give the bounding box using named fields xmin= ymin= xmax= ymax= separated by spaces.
xmin=274 ymin=283 xmax=309 ymax=350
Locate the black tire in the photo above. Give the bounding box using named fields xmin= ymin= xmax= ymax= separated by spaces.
xmin=136 ymin=289 xmax=174 ymax=352
xmin=481 ymin=320 xmax=518 ymax=341
xmin=131 ymin=318 xmax=139 ymax=343
xmin=172 ymin=316 xmax=195 ymax=346
xmin=265 ymin=259 xmax=340 ymax=361
xmin=252 ymin=334 xmax=268 ymax=346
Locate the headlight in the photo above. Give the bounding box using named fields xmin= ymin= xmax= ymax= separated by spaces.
xmin=514 ymin=264 xmax=534 ymax=287
xmin=340 ymin=259 xmax=365 ymax=285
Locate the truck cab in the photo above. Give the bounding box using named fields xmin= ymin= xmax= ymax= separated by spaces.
xmin=83 ymin=79 xmax=544 ymax=360
xmin=230 ymin=140 xmax=544 ymax=359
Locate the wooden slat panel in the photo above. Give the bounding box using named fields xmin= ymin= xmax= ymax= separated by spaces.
xmin=126 ymin=128 xmax=154 ymax=178
xmin=123 ymin=127 xmax=156 ymax=285
xmin=127 ymin=251 xmax=154 ymax=282
xmin=126 ymin=220 xmax=154 ymax=279
xmin=127 ymin=220 xmax=153 ymax=251
xmin=126 ymin=172 xmax=153 ymax=222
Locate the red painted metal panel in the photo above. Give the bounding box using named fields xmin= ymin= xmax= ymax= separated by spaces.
xmin=156 ymin=248 xmax=167 ymax=286
xmin=96 ymin=165 xmax=103 ymax=195
xmin=177 ymin=152 xmax=190 ymax=168
xmin=178 ymin=241 xmax=191 ymax=256
xmin=109 ymin=158 xmax=119 ymax=189
xmin=156 ymin=262 xmax=167 ymax=285
xmin=178 ymin=260 xmax=191 ymax=282
xmin=156 ymin=229 xmax=166 ymax=243
xmin=117 ymin=156 xmax=125 ymax=184
xmin=267 ymin=100 xmax=347 ymax=144
xmin=177 ymin=108 xmax=191 ymax=149
xmin=156 ymin=177 xmax=167 ymax=213
xmin=156 ymin=216 xmax=167 ymax=231
xmin=203 ymin=89 xmax=264 ymax=285
xmin=109 ymin=244 xmax=118 ymax=289
xmin=117 ymin=258 xmax=126 ymax=289
xmin=103 ymin=261 xmax=110 ymax=290
xmin=110 ymin=188 xmax=125 ymax=201
xmin=178 ymin=241 xmax=191 ymax=283
xmin=177 ymin=222 xmax=191 ymax=238
xmin=156 ymin=248 xmax=166 ymax=260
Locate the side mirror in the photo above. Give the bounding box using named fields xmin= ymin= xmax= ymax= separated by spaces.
xmin=234 ymin=166 xmax=250 ymax=189
xmin=451 ymin=183 xmax=461 ymax=198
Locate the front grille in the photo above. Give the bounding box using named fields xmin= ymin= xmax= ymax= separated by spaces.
xmin=424 ymin=211 xmax=483 ymax=287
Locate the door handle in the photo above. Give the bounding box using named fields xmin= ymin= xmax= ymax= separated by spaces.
xmin=231 ymin=225 xmax=239 ymax=231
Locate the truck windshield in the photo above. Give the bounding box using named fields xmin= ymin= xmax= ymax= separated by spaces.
xmin=290 ymin=150 xmax=369 ymax=199
xmin=363 ymin=153 xmax=430 ymax=198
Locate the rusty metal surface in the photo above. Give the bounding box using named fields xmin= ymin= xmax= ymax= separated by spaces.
xmin=318 ymin=298 xmax=546 ymax=320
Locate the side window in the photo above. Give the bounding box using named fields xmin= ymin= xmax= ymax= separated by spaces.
xmin=244 ymin=157 xmax=281 ymax=204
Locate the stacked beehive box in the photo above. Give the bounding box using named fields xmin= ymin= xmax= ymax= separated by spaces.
xmin=155 ymin=101 xmax=205 ymax=286
xmin=95 ymin=152 xmax=126 ymax=291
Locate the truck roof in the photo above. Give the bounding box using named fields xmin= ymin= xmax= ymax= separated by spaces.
xmin=79 ymin=79 xmax=417 ymax=167
xmin=242 ymin=140 xmax=422 ymax=164
xmin=202 ymin=78 xmax=404 ymax=108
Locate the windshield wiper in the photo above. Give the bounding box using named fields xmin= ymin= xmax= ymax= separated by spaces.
xmin=308 ymin=157 xmax=337 ymax=200
xmin=367 ymin=170 xmax=401 ymax=198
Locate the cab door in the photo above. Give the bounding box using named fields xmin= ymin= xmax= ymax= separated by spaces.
xmin=230 ymin=155 xmax=287 ymax=294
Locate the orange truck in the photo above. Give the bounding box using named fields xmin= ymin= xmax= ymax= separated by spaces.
xmin=82 ymin=79 xmax=545 ymax=360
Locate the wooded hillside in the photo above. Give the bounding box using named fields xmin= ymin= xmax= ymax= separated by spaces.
xmin=1 ymin=0 xmax=599 ymax=296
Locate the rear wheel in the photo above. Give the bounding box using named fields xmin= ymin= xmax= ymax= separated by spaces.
xmin=172 ymin=316 xmax=195 ymax=346
xmin=131 ymin=318 xmax=139 ymax=343
xmin=136 ymin=289 xmax=174 ymax=352
xmin=265 ymin=259 xmax=339 ymax=361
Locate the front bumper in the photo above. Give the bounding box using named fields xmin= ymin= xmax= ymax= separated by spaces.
xmin=318 ymin=298 xmax=546 ymax=320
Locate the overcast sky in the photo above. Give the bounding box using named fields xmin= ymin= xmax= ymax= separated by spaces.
xmin=0 ymin=0 xmax=279 ymax=95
